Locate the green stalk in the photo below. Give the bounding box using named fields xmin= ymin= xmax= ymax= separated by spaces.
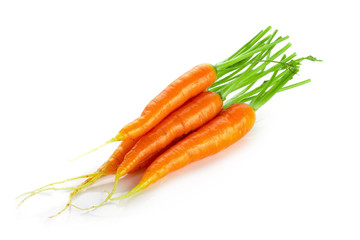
xmin=250 ymin=70 xmax=297 ymax=111
xmin=210 ymin=28 xmax=319 ymax=111
xmin=212 ymin=43 xmax=281 ymax=94
xmin=219 ymin=43 xmax=293 ymax=98
xmin=221 ymin=53 xmax=318 ymax=109
xmin=215 ymin=35 xmax=274 ymax=79
xmin=223 ymin=78 xmax=311 ymax=108
xmin=226 ymin=26 xmax=272 ymax=61
xmin=215 ymin=36 xmax=289 ymax=71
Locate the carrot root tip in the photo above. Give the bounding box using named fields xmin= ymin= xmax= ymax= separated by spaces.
xmin=16 ymin=174 xmax=94 ymax=199
xmin=69 ymin=137 xmax=118 ymax=162
xmin=49 ymin=203 xmax=71 ymax=218
xmin=17 ymin=186 xmax=76 ymax=208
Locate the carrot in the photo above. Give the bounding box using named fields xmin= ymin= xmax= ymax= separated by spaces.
xmin=111 ymin=103 xmax=256 ymax=200
xmin=22 ymin=39 xmax=295 ymax=208
xmin=18 ymin=27 xmax=318 ymax=216
xmin=115 ymin=64 xmax=217 ymax=141
xmin=72 ymin=91 xmax=223 ymax=210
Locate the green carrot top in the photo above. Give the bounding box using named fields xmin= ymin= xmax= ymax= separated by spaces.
xmin=209 ymin=26 xmax=321 ymax=110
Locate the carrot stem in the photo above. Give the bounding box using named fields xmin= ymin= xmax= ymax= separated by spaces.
xmin=220 ymin=43 xmax=292 ymax=98
xmin=222 ymin=55 xmax=316 ymax=109
xmin=279 ymin=79 xmax=311 ymax=91
xmin=226 ymin=26 xmax=272 ymax=61
xmin=219 ymin=53 xmax=298 ymax=106
xmin=215 ymin=36 xmax=289 ymax=71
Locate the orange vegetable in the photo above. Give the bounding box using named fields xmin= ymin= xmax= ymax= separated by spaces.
xmin=112 ymin=103 xmax=256 ymax=200
xmin=18 ymin=27 xmax=318 ymax=217
xmin=115 ymin=64 xmax=217 ymax=141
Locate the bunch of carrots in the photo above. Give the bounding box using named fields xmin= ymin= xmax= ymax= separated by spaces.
xmin=18 ymin=27 xmax=319 ymax=217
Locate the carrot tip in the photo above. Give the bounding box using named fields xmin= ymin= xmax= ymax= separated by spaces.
xmin=17 ymin=187 xmax=75 ymax=208
xmin=16 ymin=174 xmax=94 ymax=199
xmin=49 ymin=203 xmax=70 ymax=218
xmin=16 ymin=173 xmax=97 ymax=209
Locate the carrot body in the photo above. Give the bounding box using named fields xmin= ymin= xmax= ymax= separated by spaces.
xmin=116 ymin=63 xmax=217 ymax=141
xmin=117 ymin=91 xmax=223 ymax=176
xmin=118 ymin=103 xmax=256 ymax=198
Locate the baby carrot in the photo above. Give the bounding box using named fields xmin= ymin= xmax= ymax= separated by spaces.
xmin=116 ymin=64 xmax=217 ymax=141
xmin=112 ymin=103 xmax=256 ymax=200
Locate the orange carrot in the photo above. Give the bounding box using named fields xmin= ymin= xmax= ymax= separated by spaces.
xmin=115 ymin=64 xmax=217 ymax=141
xmin=112 ymin=103 xmax=256 ymax=200
xmin=75 ymin=91 xmax=223 ymax=210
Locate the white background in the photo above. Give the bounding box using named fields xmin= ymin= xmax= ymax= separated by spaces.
xmin=1 ymin=0 xmax=359 ymax=239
